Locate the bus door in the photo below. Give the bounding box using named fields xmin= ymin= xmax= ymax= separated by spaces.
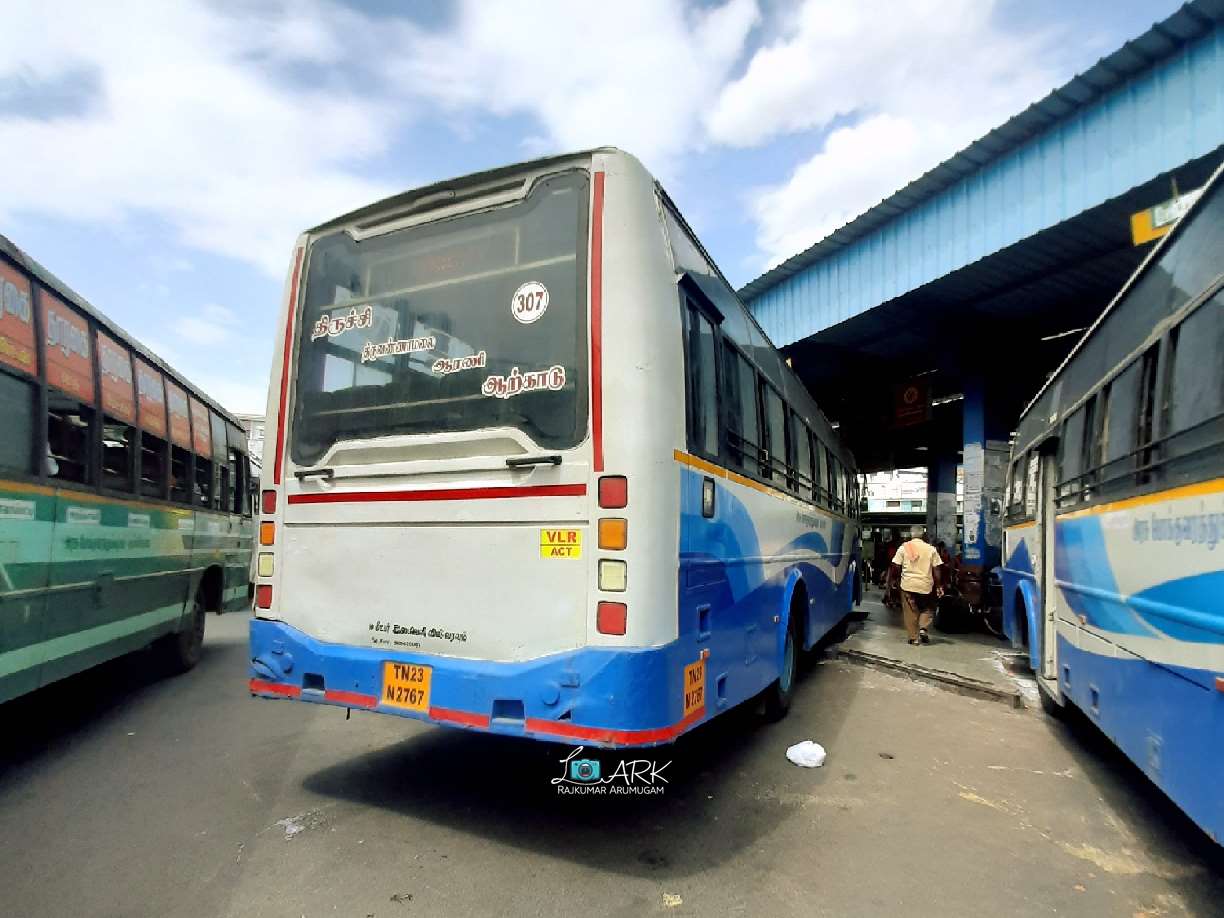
xmin=1033 ymin=449 xmax=1059 ymax=682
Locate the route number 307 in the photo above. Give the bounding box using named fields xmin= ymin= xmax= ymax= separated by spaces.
xmin=512 ymin=281 xmax=549 ymax=324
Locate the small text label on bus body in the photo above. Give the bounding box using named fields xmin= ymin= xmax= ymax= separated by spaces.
xmin=540 ymin=528 xmax=582 ymax=559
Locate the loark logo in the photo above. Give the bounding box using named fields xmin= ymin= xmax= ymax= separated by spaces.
xmin=551 ymin=746 xmax=671 ymax=796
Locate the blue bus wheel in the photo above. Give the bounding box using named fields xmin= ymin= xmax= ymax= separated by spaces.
xmin=762 ymin=620 xmax=798 ymax=722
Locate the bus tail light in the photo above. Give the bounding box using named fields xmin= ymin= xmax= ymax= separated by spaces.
xmin=257 ymin=552 xmax=275 ymax=578
xmin=598 ymin=518 xmax=627 ymax=550
xmin=255 ymin=585 xmax=273 ymax=609
xmin=597 ymin=601 xmax=627 ymax=635
xmin=262 ymin=489 xmax=277 ymax=514
xmin=598 ymin=475 xmax=627 ymax=508
xmin=598 ymin=559 xmax=627 ymax=592
xmin=259 ymin=522 xmax=276 ymax=545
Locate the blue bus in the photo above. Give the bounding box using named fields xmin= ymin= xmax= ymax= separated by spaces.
xmin=1001 ymin=162 xmax=1223 ymax=842
xmin=249 ymin=149 xmax=861 ymax=746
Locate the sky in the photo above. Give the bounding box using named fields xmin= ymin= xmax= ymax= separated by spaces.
xmin=0 ymin=0 xmax=1185 ymax=415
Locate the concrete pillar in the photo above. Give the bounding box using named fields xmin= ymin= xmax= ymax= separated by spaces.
xmin=926 ymin=452 xmax=958 ymax=546
xmin=961 ymin=376 xmax=1010 ymax=571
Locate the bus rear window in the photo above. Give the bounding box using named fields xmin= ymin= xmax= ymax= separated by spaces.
xmin=290 ymin=171 xmax=590 ymax=465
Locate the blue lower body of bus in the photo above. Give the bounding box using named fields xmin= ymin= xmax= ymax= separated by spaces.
xmin=250 ymin=469 xmax=858 ymax=747
xmin=1054 ymin=634 xmax=1222 ymax=844
xmin=1002 ymin=527 xmax=1222 ymax=843
xmin=250 ymin=618 xmax=712 ymax=748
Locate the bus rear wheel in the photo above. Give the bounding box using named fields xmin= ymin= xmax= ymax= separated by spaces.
xmin=762 ymin=615 xmax=799 ymax=722
xmin=157 ymin=590 xmax=206 ymax=674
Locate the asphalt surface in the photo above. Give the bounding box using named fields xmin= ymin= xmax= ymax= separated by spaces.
xmin=1 ymin=612 xmax=1220 ymax=918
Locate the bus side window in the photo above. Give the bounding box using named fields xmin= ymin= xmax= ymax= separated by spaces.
xmin=1007 ymin=454 xmax=1025 ymax=515
xmin=824 ymin=446 xmax=838 ymax=511
xmin=1058 ymin=407 xmax=1086 ymax=504
xmin=140 ymin=432 xmax=168 ymax=500
xmin=684 ymin=303 xmax=719 ymax=459
xmin=47 ymin=392 xmax=96 ymax=485
xmin=1136 ymin=343 xmax=1161 ymax=485
xmin=761 ymin=382 xmax=786 ymax=482
xmin=813 ymin=439 xmax=827 ymax=508
xmin=721 ymin=346 xmax=760 ymax=475
xmin=170 ymin=446 xmax=191 ymax=504
xmin=1103 ymin=359 xmax=1142 ymax=491
xmin=791 ymin=413 xmax=812 ymax=500
xmin=101 ymin=416 xmax=136 ymax=493
xmin=1164 ymin=291 xmax=1224 ymax=481
xmin=225 ymin=447 xmax=243 ymax=514
xmin=195 ymin=454 xmax=213 ymax=507
xmin=0 ymin=370 xmax=37 ymax=476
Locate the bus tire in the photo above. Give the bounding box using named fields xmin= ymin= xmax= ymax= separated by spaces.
xmin=762 ymin=613 xmax=800 ymax=722
xmin=158 ymin=589 xmax=206 ymax=674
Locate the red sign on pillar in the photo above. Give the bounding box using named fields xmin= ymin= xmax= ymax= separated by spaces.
xmin=894 ymin=379 xmax=931 ymax=428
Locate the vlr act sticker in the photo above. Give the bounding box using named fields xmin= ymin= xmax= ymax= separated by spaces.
xmin=540 ymin=528 xmax=581 ymax=559
xmin=683 ymin=659 xmax=706 ymax=718
xmin=511 ymin=280 xmax=549 ymax=324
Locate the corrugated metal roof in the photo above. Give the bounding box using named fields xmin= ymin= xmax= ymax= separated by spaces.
xmin=738 ymin=0 xmax=1224 ymax=303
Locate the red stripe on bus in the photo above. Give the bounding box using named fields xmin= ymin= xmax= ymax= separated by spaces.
xmin=273 ymin=246 xmax=304 ymax=485
xmin=1216 ymin=676 xmax=1224 ymax=693
xmin=590 ymin=171 xmax=605 ymax=473
xmin=325 ymin=689 xmax=377 ymax=708
xmin=286 ymin=483 xmax=587 ymax=505
xmin=249 ymin=678 xmax=301 ymax=699
xmin=524 ymin=708 xmax=704 ymax=746
xmin=431 ymin=706 xmax=491 ymax=728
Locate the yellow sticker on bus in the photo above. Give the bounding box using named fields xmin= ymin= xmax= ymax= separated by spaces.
xmin=683 ymin=659 xmax=706 ymax=718
xmin=540 ymin=528 xmax=582 ymax=558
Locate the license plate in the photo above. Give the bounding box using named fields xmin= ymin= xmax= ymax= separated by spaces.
xmin=381 ymin=661 xmax=432 ymax=712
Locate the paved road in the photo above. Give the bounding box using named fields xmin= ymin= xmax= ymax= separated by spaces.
xmin=1 ymin=612 xmax=1220 ymax=917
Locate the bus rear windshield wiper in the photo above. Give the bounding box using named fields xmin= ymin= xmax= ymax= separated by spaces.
xmin=294 ymin=467 xmax=335 ymax=481
xmin=505 ymin=455 xmax=562 ymax=468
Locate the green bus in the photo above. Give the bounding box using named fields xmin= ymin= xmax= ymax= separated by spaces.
xmin=0 ymin=234 xmax=254 ymax=704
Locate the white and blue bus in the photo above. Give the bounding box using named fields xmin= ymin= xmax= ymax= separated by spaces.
xmin=249 ymin=148 xmax=861 ymax=746
xmin=1001 ymin=161 xmax=1223 ymax=843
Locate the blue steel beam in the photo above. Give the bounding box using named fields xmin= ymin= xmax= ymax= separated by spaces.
xmin=745 ymin=10 xmax=1224 ymax=347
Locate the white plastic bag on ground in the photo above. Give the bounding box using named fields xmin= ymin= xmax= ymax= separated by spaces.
xmin=786 ymin=740 xmax=827 ymax=767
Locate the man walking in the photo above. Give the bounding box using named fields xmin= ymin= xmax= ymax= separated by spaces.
xmin=888 ymin=532 xmax=944 ymax=645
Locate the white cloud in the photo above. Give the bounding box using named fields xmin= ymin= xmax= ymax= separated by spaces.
xmin=0 ymin=0 xmax=764 ymax=276
xmin=0 ymin=1 xmax=396 ymax=277
xmin=144 ymin=330 xmax=268 ymax=415
xmin=390 ymin=0 xmax=760 ymax=174
xmin=713 ymin=0 xmax=1077 ymax=270
xmin=173 ymin=303 xmax=238 ymax=346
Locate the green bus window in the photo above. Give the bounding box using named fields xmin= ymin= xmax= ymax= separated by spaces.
xmin=47 ymin=392 xmax=95 ymax=485
xmin=194 ymin=455 xmax=213 ymax=507
xmin=101 ymin=416 xmax=136 ymax=492
xmin=140 ymin=432 xmax=168 ymax=499
xmin=0 ymin=371 xmax=36 ymax=475
xmin=170 ymin=445 xmax=191 ymax=504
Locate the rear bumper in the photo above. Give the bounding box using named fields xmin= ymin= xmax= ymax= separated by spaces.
xmin=248 ymin=618 xmax=704 ymax=748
